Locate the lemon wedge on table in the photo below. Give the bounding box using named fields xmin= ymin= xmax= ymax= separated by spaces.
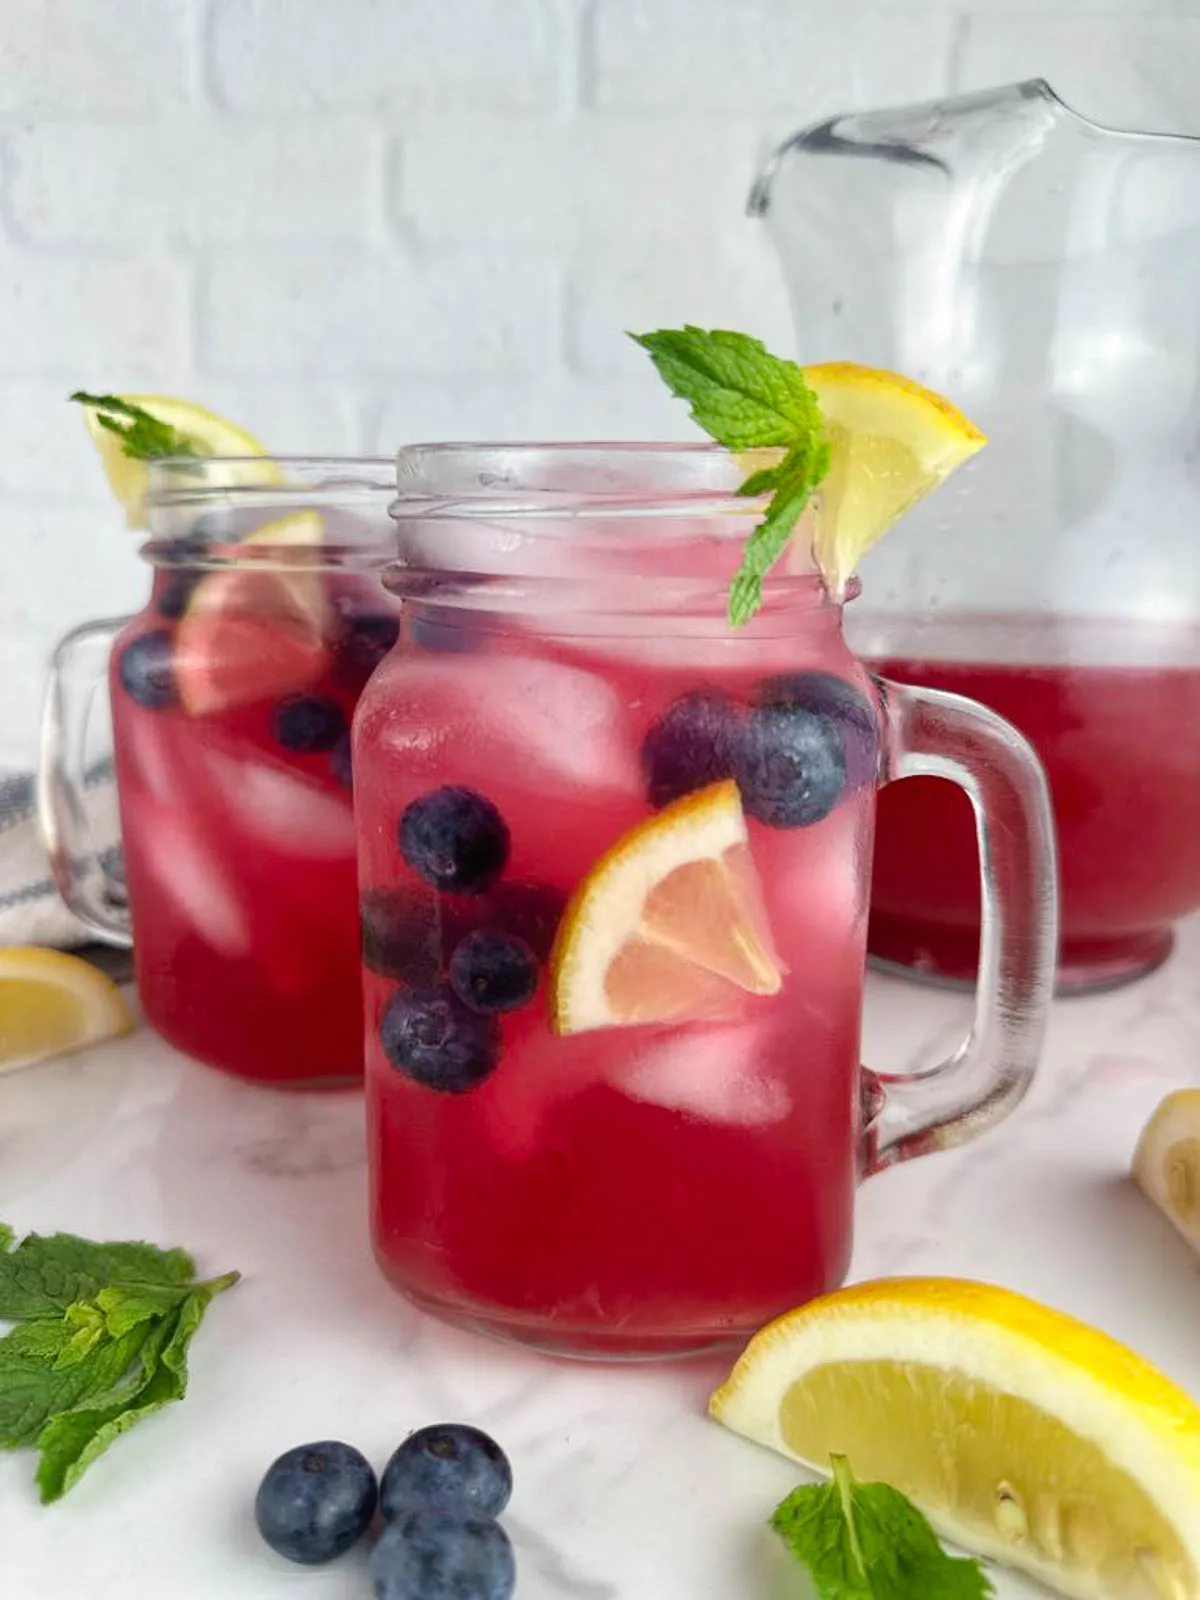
xmin=549 ymin=779 xmax=781 ymax=1035
xmin=78 ymin=394 xmax=280 ymax=529
xmin=711 ymin=1277 xmax=1200 ymax=1598
xmin=1134 ymin=1088 xmax=1200 ymax=1257
xmin=0 ymin=947 xmax=133 ymax=1074
xmin=802 ymin=362 xmax=986 ymax=594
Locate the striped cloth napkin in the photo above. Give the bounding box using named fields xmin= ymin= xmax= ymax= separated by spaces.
xmin=0 ymin=767 xmax=123 ymax=949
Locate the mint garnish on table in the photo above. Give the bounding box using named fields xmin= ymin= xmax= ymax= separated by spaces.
xmin=772 ymin=1455 xmax=993 ymax=1598
xmin=632 ymin=327 xmax=830 ymax=626
xmin=70 ymin=392 xmax=200 ymax=461
xmin=0 ymin=1222 xmax=238 ymax=1501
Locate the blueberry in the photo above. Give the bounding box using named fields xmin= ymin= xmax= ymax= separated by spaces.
xmin=381 ymin=985 xmax=500 ymax=1093
xmin=449 ymin=931 xmax=538 ymax=1015
xmin=381 ymin=1424 xmax=513 ymax=1522
xmin=117 ymin=630 xmax=177 ymax=710
xmin=362 ymin=887 xmax=442 ymax=984
xmin=399 ymin=787 xmax=509 ymax=895
xmin=736 ymin=699 xmax=847 ymax=828
xmin=155 ymin=533 xmax=211 ymax=620
xmin=254 ymin=1440 xmax=377 ymax=1566
xmin=273 ymin=695 xmax=347 ymax=753
xmin=371 ymin=1510 xmax=515 ymax=1600
xmin=337 ymin=609 xmax=401 ymax=676
xmin=330 ymin=730 xmax=353 ymax=788
xmin=757 ymin=671 xmax=879 ymax=791
xmin=641 ymin=689 xmax=742 ymax=808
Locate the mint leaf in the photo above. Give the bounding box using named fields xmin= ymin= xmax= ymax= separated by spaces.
xmin=772 ymin=1456 xmax=993 ymax=1599
xmin=0 ymin=1229 xmax=196 ymax=1322
xmin=0 ymin=1316 xmax=155 ymax=1447
xmin=70 ymin=393 xmax=200 ymax=462
xmin=35 ymin=1273 xmax=237 ymax=1503
xmin=0 ymin=1224 xmax=238 ymax=1499
xmin=632 ymin=327 xmax=830 ymax=624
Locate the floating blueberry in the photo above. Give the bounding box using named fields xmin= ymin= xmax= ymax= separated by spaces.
xmin=361 ymin=887 xmax=442 ymax=984
xmin=117 ymin=630 xmax=177 ymax=710
xmin=154 ymin=532 xmax=211 ymax=620
xmin=371 ymin=1510 xmax=516 ymax=1600
xmin=757 ymin=671 xmax=879 ymax=791
xmin=399 ymin=787 xmax=509 ymax=895
xmin=254 ymin=1440 xmax=377 ymax=1566
xmin=641 ymin=689 xmax=742 ymax=808
xmin=381 ymin=985 xmax=500 ymax=1092
xmin=273 ymin=695 xmax=347 ymax=753
xmin=381 ymin=1424 xmax=513 ymax=1523
xmin=449 ymin=931 xmax=538 ymax=1015
xmin=736 ymin=700 xmax=847 ymax=828
xmin=338 ymin=609 xmax=401 ymax=676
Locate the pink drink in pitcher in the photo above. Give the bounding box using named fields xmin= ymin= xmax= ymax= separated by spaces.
xmin=866 ymin=614 xmax=1200 ymax=991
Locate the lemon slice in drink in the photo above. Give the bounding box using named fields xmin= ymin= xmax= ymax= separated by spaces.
xmin=174 ymin=511 xmax=329 ymax=716
xmin=550 ymin=779 xmax=782 ymax=1035
xmin=78 ymin=394 xmax=279 ymax=528
xmin=710 ymin=1276 xmax=1200 ymax=1597
xmin=1134 ymin=1089 xmax=1200 ymax=1256
xmin=0 ymin=947 xmax=133 ymax=1073
xmin=801 ymin=362 xmax=986 ymax=594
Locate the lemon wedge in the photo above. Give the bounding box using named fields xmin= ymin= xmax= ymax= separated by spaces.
xmin=1134 ymin=1089 xmax=1200 ymax=1257
xmin=0 ymin=947 xmax=133 ymax=1073
xmin=802 ymin=362 xmax=986 ymax=594
xmin=711 ymin=1276 xmax=1200 ymax=1597
xmin=174 ymin=511 xmax=329 ymax=717
xmin=78 ymin=394 xmax=279 ymax=528
xmin=550 ymin=779 xmax=782 ymax=1035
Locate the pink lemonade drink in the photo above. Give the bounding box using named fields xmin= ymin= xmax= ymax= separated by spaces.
xmin=864 ymin=615 xmax=1200 ymax=992
xmin=354 ymin=446 xmax=1057 ymax=1358
xmin=50 ymin=460 xmax=398 ymax=1087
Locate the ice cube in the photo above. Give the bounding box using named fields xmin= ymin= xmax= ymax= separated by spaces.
xmin=202 ymin=751 xmax=356 ymax=858
xmin=372 ymin=656 xmax=641 ymax=801
xmin=135 ymin=804 xmax=251 ymax=955
xmin=613 ymin=1020 xmax=791 ymax=1127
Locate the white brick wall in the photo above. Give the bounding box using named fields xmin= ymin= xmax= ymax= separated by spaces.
xmin=0 ymin=0 xmax=1196 ymax=763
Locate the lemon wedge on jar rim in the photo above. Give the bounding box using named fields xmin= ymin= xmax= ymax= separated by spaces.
xmin=77 ymin=394 xmax=280 ymax=529
xmin=0 ymin=947 xmax=133 ymax=1073
xmin=710 ymin=1276 xmax=1200 ymax=1598
xmin=741 ymin=363 xmax=987 ymax=595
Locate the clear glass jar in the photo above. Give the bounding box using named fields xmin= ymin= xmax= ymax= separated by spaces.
xmin=354 ymin=443 xmax=1057 ymax=1357
xmin=40 ymin=457 xmax=396 ymax=1086
xmin=753 ymin=80 xmax=1200 ymax=992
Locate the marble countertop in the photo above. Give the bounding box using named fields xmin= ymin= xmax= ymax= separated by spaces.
xmin=5 ymin=922 xmax=1200 ymax=1600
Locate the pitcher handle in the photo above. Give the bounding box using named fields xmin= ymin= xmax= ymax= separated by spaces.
xmin=863 ymin=679 xmax=1058 ymax=1174
xmin=36 ymin=616 xmax=133 ymax=948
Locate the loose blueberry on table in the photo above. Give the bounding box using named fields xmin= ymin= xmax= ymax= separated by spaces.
xmin=254 ymin=1440 xmax=378 ymax=1566
xmin=380 ymin=1424 xmax=514 ymax=1522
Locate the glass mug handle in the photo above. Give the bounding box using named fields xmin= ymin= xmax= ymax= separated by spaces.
xmin=862 ymin=679 xmax=1058 ymax=1174
xmin=36 ymin=616 xmax=134 ymax=948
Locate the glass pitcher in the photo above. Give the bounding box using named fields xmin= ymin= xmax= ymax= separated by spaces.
xmin=39 ymin=458 xmax=397 ymax=1087
xmin=752 ymin=79 xmax=1200 ymax=992
xmin=354 ymin=443 xmax=1057 ymax=1358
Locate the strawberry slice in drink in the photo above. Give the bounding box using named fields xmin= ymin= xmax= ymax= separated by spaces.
xmin=173 ymin=512 xmax=331 ymax=716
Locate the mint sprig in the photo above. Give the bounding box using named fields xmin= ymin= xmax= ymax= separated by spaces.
xmin=70 ymin=393 xmax=200 ymax=462
xmin=631 ymin=327 xmax=830 ymax=626
xmin=0 ymin=1225 xmax=238 ymax=1501
xmin=772 ymin=1456 xmax=994 ymax=1599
